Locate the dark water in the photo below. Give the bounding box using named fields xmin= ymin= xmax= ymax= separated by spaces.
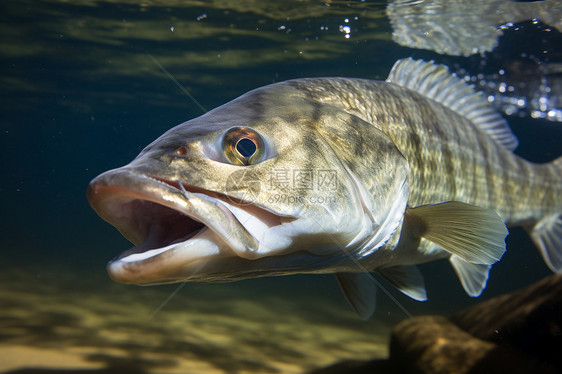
xmin=1 ymin=1 xmax=561 ymax=373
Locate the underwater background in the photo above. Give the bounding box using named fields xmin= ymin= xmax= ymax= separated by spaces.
xmin=1 ymin=0 xmax=561 ymax=373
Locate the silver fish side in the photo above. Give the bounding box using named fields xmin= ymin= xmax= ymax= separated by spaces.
xmin=284 ymin=77 xmax=561 ymax=227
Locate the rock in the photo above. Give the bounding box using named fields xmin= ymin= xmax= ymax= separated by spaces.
xmin=452 ymin=273 xmax=562 ymax=366
xmin=309 ymin=274 xmax=562 ymax=374
xmin=390 ymin=316 xmax=555 ymax=374
xmin=389 ymin=274 xmax=562 ymax=374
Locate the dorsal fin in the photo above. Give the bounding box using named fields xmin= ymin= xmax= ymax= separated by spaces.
xmin=386 ymin=58 xmax=519 ymax=151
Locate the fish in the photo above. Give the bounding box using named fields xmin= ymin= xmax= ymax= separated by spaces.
xmin=88 ymin=58 xmax=562 ymax=319
xmin=387 ymin=0 xmax=562 ymax=56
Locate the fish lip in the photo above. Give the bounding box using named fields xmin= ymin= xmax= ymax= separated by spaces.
xmin=88 ymin=169 xmax=196 ymax=245
xmin=87 ymin=168 xmax=258 ymax=278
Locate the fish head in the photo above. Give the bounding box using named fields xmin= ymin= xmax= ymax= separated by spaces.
xmin=87 ymin=80 xmax=409 ymax=284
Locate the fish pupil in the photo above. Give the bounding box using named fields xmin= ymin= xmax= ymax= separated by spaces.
xmin=236 ymin=138 xmax=257 ymax=158
xmin=175 ymin=146 xmax=187 ymax=155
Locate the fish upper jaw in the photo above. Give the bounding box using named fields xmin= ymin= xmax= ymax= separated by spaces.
xmin=87 ymin=168 xmax=294 ymax=284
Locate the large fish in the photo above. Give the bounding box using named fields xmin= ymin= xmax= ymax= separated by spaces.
xmin=88 ymin=59 xmax=562 ymax=319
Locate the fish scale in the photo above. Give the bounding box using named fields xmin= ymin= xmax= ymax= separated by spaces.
xmin=289 ymin=77 xmax=561 ymax=226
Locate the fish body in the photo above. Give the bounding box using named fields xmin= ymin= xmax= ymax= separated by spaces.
xmin=301 ymin=65 xmax=560 ymax=226
xmin=88 ymin=59 xmax=562 ymax=318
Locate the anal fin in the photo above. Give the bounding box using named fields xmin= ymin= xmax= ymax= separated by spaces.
xmin=377 ymin=265 xmax=427 ymax=301
xmin=449 ymin=254 xmax=492 ymax=297
xmin=530 ymin=214 xmax=562 ymax=273
xmin=336 ymin=273 xmax=376 ymax=321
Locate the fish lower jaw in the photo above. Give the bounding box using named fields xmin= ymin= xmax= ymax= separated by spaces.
xmin=106 ymin=227 xmax=230 ymax=284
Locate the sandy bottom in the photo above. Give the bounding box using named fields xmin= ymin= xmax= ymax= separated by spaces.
xmin=0 ymin=265 xmax=394 ymax=373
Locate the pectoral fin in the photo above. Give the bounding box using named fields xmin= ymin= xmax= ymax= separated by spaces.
xmin=530 ymin=214 xmax=562 ymax=273
xmin=377 ymin=265 xmax=427 ymax=301
xmin=406 ymin=201 xmax=508 ymax=265
xmin=336 ymin=273 xmax=376 ymax=321
xmin=449 ymin=254 xmax=491 ymax=297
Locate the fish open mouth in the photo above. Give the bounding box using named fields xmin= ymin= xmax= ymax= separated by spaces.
xmin=106 ymin=199 xmax=207 ymax=262
xmin=87 ymin=169 xmax=284 ymax=284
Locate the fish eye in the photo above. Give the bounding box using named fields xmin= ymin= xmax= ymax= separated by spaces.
xmin=222 ymin=127 xmax=265 ymax=166
xmin=236 ymin=138 xmax=257 ymax=158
